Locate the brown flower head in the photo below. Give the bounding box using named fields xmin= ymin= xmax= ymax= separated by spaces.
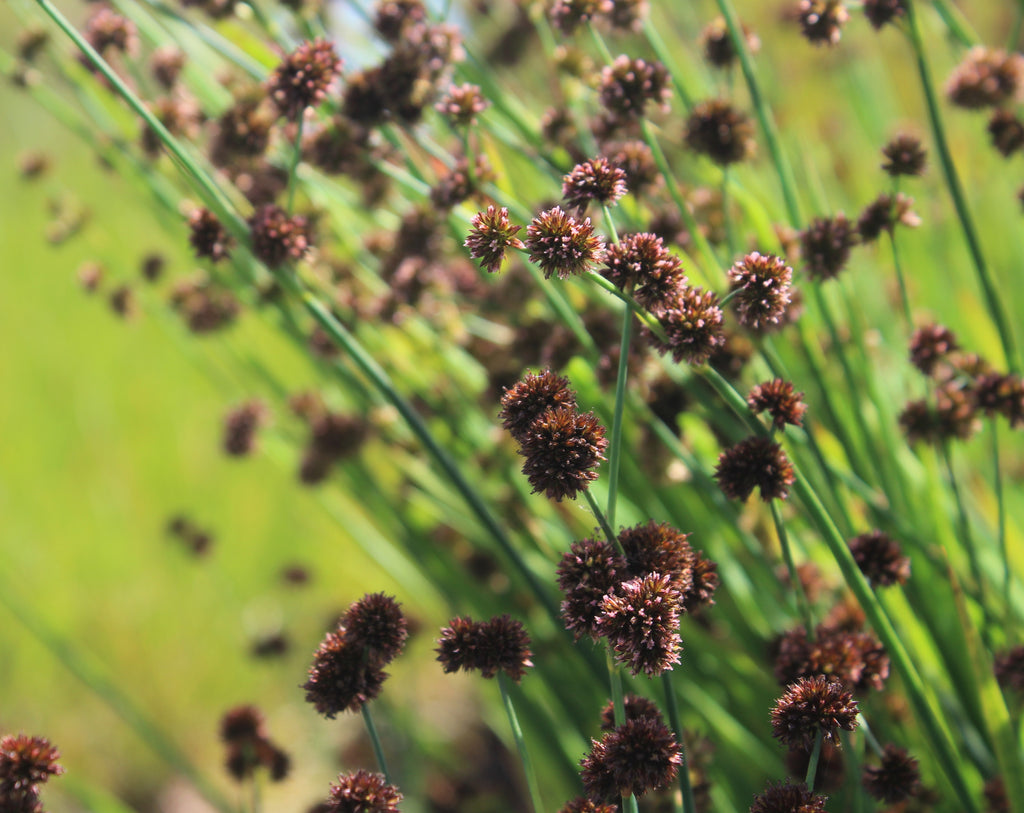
xmin=550 ymin=0 xmax=613 ymax=35
xmin=464 ymin=205 xmax=525 ymax=274
xmin=210 ymin=94 xmax=274 ymax=167
xmin=646 ymin=286 xmax=725 ymax=365
xmin=727 ymin=252 xmax=794 ymax=330
xmin=773 ymin=622 xmax=890 ymax=692
xmin=249 ymin=205 xmax=312 ymax=268
xmin=684 ymin=99 xmax=755 ymax=166
xmin=800 ymin=214 xmax=858 ymax=280
xmin=605 ymin=0 xmax=648 ymax=31
xmin=151 ymin=45 xmax=186 ymax=89
xmin=748 ymin=379 xmax=806 ymax=430
xmin=223 ymin=400 xmax=268 ymax=456
xmin=519 ymin=406 xmax=607 ymax=501
xmin=599 ymin=572 xmax=683 ymax=676
xmin=0 ymin=735 xmax=62 ymax=796
xmin=341 ymin=593 xmax=408 ymax=665
xmin=946 ymin=47 xmax=1024 ymax=110
xmin=189 ymin=208 xmax=233 ymax=263
xmin=219 ymin=706 xmax=289 ymax=783
xmin=602 ymin=232 xmax=687 ymax=315
xmin=715 ymin=436 xmax=795 ymax=501
xmin=610 ymin=141 xmax=659 ymax=196
xmin=373 ymin=0 xmax=427 ymax=43
xmin=862 ymin=745 xmax=921 ymax=804
xmin=700 ymin=17 xmax=760 ymax=69
xmin=995 ymin=645 xmax=1024 ymax=693
xmin=975 ymin=373 xmax=1024 ymax=427
xmin=581 ymin=716 xmax=681 ymax=801
xmin=526 ymin=206 xmax=606 ymax=279
xmin=326 ymin=770 xmax=402 ymax=813
xmin=856 ymin=193 xmax=919 ymax=242
xmin=436 ymin=82 xmax=489 ymax=127
xmin=557 ymin=537 xmax=626 ymax=640
xmin=750 ymin=781 xmax=828 ymax=813
xmin=618 ymin=521 xmax=695 ymax=594
xmin=680 ymin=551 xmax=720 ymax=614
xmin=16 ymin=27 xmax=49 ymax=63
xmin=771 ymin=675 xmax=858 ymax=750
xmin=863 ymin=0 xmax=906 ymax=29
xmin=302 ymin=631 xmax=387 ymax=718
xmin=848 ymin=530 xmax=910 ymax=587
xmin=798 ymin=0 xmax=849 ymax=46
xmin=599 ymin=55 xmax=670 ymax=122
xmin=562 ymin=157 xmax=628 ymax=216
xmin=881 ymin=134 xmax=927 ymax=177
xmin=599 ymin=693 xmax=664 ymax=731
xmin=267 ymin=39 xmax=342 ymax=122
xmin=909 ymin=324 xmax=959 ymax=376
xmin=83 ymin=5 xmax=137 ymax=56
xmin=436 ymin=615 xmax=533 ymax=681
xmin=499 ymin=369 xmax=577 ymax=444
xmin=988 ymin=109 xmax=1024 ymax=157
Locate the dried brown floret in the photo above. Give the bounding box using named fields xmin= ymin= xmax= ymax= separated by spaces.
xmin=946 ymin=47 xmax=1024 ymax=110
xmin=599 ymin=693 xmax=664 ymax=730
xmin=602 ymin=232 xmax=687 ymax=314
xmin=988 ymin=109 xmax=1024 ymax=157
xmin=435 ymin=82 xmax=489 ymax=127
xmin=222 ymin=400 xmax=267 ymax=457
xmin=341 ymin=593 xmax=408 ymax=665
xmin=881 ymin=134 xmax=927 ymax=177
xmin=599 ymin=55 xmax=670 ymax=122
xmin=684 ymin=99 xmax=756 ymax=166
xmin=464 ymin=205 xmax=525 ymax=274
xmin=599 ymin=573 xmax=683 ymax=676
xmin=556 ymin=537 xmax=626 ymax=640
xmin=302 ymin=631 xmax=387 ymax=717
xmin=550 ymin=0 xmax=614 ymax=36
xmin=862 ymin=745 xmax=921 ymax=803
xmin=700 ymin=17 xmax=760 ymax=69
xmin=772 ymin=623 xmax=890 ymax=692
xmin=325 ymin=770 xmax=402 ymax=813
xmin=715 ymin=436 xmax=795 ymax=501
xmin=771 ymin=674 xmax=858 ymax=750
xmin=519 ymin=406 xmax=607 ymax=501
xmin=645 ymin=286 xmax=725 ymax=365
xmin=500 ymin=369 xmax=578 ymax=444
xmin=750 ymin=781 xmax=828 ymax=813
xmin=863 ymin=0 xmax=906 ymax=29
xmin=436 ymin=615 xmax=533 ymax=681
xmin=562 ymin=157 xmax=628 ymax=215
xmin=848 ymin=530 xmax=910 ymax=586
xmin=525 ymin=206 xmax=606 ymax=279
xmin=581 ymin=717 xmax=681 ymax=801
xmin=267 ymin=39 xmax=342 ymax=122
xmin=797 ymin=0 xmax=849 ymax=46
xmin=975 ymin=373 xmax=1024 ymax=427
xmin=800 ymin=214 xmax=858 ymax=280
xmin=727 ymin=252 xmax=794 ymax=330
xmin=249 ymin=204 xmax=312 ymax=268
xmin=748 ymin=379 xmax=806 ymax=430
xmin=856 ymin=193 xmax=920 ymax=242
xmin=618 ymin=521 xmax=695 ymax=594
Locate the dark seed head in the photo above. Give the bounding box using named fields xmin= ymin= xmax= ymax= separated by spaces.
xmin=770 ymin=675 xmax=859 ymax=750
xmin=684 ymin=99 xmax=756 ymax=166
xmin=800 ymin=214 xmax=859 ymax=281
xmin=499 ymin=370 xmax=577 ymax=445
xmin=748 ymin=379 xmax=806 ymax=430
xmin=848 ymin=530 xmax=910 ymax=586
xmin=599 ymin=572 xmax=683 ymax=676
xmin=728 ymin=252 xmax=794 ymax=330
xmin=581 ymin=716 xmax=681 ymax=801
xmin=325 ymin=770 xmax=402 ymax=813
xmin=557 ymin=537 xmax=626 ymax=640
xmin=525 ymin=206 xmax=606 ymax=279
xmin=750 ymin=781 xmax=828 ymax=813
xmin=562 ymin=157 xmax=628 ymax=216
xmin=862 ymin=745 xmax=921 ymax=803
xmin=797 ymin=0 xmax=849 ymax=46
xmin=267 ymin=39 xmax=342 ymax=122
xmin=881 ymin=134 xmax=927 ymax=177
xmin=714 ymin=436 xmax=795 ymax=501
xmin=519 ymin=406 xmax=608 ymax=502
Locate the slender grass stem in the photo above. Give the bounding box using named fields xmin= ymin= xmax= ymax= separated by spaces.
xmin=904 ymin=1 xmax=1021 ymax=373
xmin=602 ymin=205 xmax=631 ymax=530
xmin=584 ymin=487 xmax=622 ymax=554
xmin=770 ymin=499 xmax=815 ymax=637
xmin=361 ymin=704 xmax=392 ymax=783
xmin=713 ymin=0 xmax=801 ymax=227
xmin=662 ymin=673 xmax=696 ymax=813
xmin=930 ymin=0 xmax=979 ymax=47
xmin=722 ymin=167 xmax=738 ymax=259
xmin=804 ymin=730 xmax=823 ymax=791
xmin=498 ymin=672 xmax=544 ymax=813
xmin=642 ymin=14 xmax=694 ymax=110
xmin=888 ymin=229 xmax=913 ymax=328
xmin=250 ymin=773 xmax=261 ymax=813
xmin=286 ymin=116 xmax=305 ymax=214
xmin=639 ymin=118 xmax=720 ymax=274
xmin=993 ymin=421 xmax=1013 ymax=642
xmin=856 ymin=713 xmax=885 ymax=759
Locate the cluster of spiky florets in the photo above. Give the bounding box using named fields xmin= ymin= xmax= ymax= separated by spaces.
xmin=988 ymin=110 xmax=1024 ymax=157
xmin=848 ymin=530 xmax=910 ymax=586
xmin=684 ymin=99 xmax=756 ymax=166
xmin=946 ymin=47 xmax=1024 ymax=110
xmin=750 ymin=781 xmax=828 ymax=813
xmin=857 ymin=192 xmax=920 ymax=242
xmin=562 ymin=157 xmax=628 ymax=215
xmin=797 ymin=0 xmax=849 ymax=46
xmin=772 ymin=621 xmax=890 ymax=692
xmin=862 ymin=745 xmax=921 ymax=803
xmin=863 ymin=0 xmax=906 ymax=29
xmin=556 ymin=522 xmax=716 ymax=673
xmin=222 ymin=399 xmax=268 ymax=457
xmin=644 ymin=286 xmax=725 ymax=365
xmin=436 ymin=614 xmax=533 ymax=681
xmin=700 ymin=17 xmax=760 ymax=69
xmin=302 ymin=594 xmax=408 ymax=718
xmin=800 ymin=213 xmax=859 ymax=280
xmin=728 ymin=252 xmax=794 ymax=330
xmin=465 ymin=205 xmax=526 ymax=274
xmin=598 ymin=55 xmax=671 ymax=123
xmin=601 ymin=232 xmax=687 ymax=314
xmin=292 ymin=402 xmax=369 ymax=484
xmin=188 ymin=207 xmax=233 ymax=263
xmin=748 ymin=379 xmax=806 ymax=430
xmin=435 ymin=82 xmax=489 ymax=127
xmin=324 ymin=770 xmax=402 ymax=813
xmin=373 ymin=0 xmax=427 ymax=43
xmin=771 ymin=674 xmax=859 ymax=750
xmin=549 ymin=0 xmax=613 ymax=35
xmin=169 ymin=275 xmax=240 ymax=334
xmin=0 ymin=734 xmax=63 ymax=812
xmin=82 ymin=5 xmax=138 ymax=57
xmin=249 ymin=204 xmax=312 ymax=268
xmin=581 ymin=716 xmax=681 ymax=802
xmin=500 ymin=370 xmax=607 ymax=501
xmin=715 ymin=436 xmax=795 ymax=501
xmin=266 ymin=39 xmax=341 ymax=122
xmin=881 ymin=133 xmax=927 ymax=177
xmin=526 ymin=206 xmax=606 ymax=279
xmin=218 ymin=705 xmax=290 ymax=782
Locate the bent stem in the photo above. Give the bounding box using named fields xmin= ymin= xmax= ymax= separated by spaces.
xmin=361 ymin=704 xmax=392 ymax=783
xmin=498 ymin=671 xmax=544 ymax=813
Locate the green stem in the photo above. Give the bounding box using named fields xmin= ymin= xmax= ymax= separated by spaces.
xmin=639 ymin=118 xmax=720 ymax=274
xmin=286 ymin=116 xmax=305 ymax=214
xmin=642 ymin=14 xmax=694 ymax=110
xmin=713 ymin=0 xmax=801 ymax=226
xmin=498 ymin=672 xmax=544 ymax=813
xmin=993 ymin=421 xmax=1013 ymax=642
xmin=888 ymin=227 xmax=914 ymax=328
xmin=361 ymin=704 xmax=391 ymax=783
xmin=722 ymin=166 xmax=738 ymax=259
xmin=856 ymin=713 xmax=885 ymax=759
xmin=250 ymin=773 xmax=261 ymax=813
xmin=662 ymin=673 xmax=696 ymax=813
xmin=905 ymin=1 xmax=1021 ymax=373
xmin=770 ymin=499 xmax=815 ymax=638
xmin=602 ymin=205 xmax=630 ymax=530
xmin=583 ymin=487 xmax=622 ymax=554
xmin=804 ymin=729 xmax=823 ymax=791
xmin=930 ymin=0 xmax=979 ymax=47
xmin=605 ymin=651 xmax=640 ymax=813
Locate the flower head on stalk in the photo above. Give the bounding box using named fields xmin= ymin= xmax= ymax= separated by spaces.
xmin=598 ymin=572 xmax=683 ymax=676
xmin=465 ymin=205 xmax=525 ymax=274
xmin=645 ymin=287 xmax=725 ymax=365
xmin=325 ymin=770 xmax=402 ymax=813
xmin=800 ymin=214 xmax=859 ymax=280
xmin=499 ymin=369 xmax=577 ymax=444
xmin=562 ymin=157 xmax=628 ymax=216
xmin=848 ymin=530 xmax=910 ymax=586
xmin=580 ymin=716 xmax=681 ymax=801
xmin=598 ymin=55 xmax=670 ymax=123
xmin=946 ymin=47 xmax=1024 ymax=110
xmin=267 ymin=39 xmax=342 ymax=122
xmin=715 ymin=436 xmax=795 ymax=501
xmin=189 ymin=208 xmax=233 ymax=263
xmin=797 ymin=1 xmax=849 ymax=46
xmin=727 ymin=252 xmax=794 ymax=330
xmin=557 ymin=537 xmax=626 ymax=640
xmin=525 ymin=207 xmax=605 ymax=279
xmin=436 ymin=615 xmax=533 ymax=682
xmin=519 ymin=406 xmax=608 ymax=501
xmin=436 ymin=82 xmax=490 ymax=127
xmin=684 ymin=99 xmax=756 ymax=166
xmin=771 ymin=675 xmax=859 ymax=750
xmin=747 ymin=379 xmax=806 ymax=430
xmin=881 ymin=134 xmax=927 ymax=177
xmin=750 ymin=781 xmax=828 ymax=813
xmin=862 ymin=745 xmax=921 ymax=803
xmin=602 ymin=232 xmax=687 ymax=315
